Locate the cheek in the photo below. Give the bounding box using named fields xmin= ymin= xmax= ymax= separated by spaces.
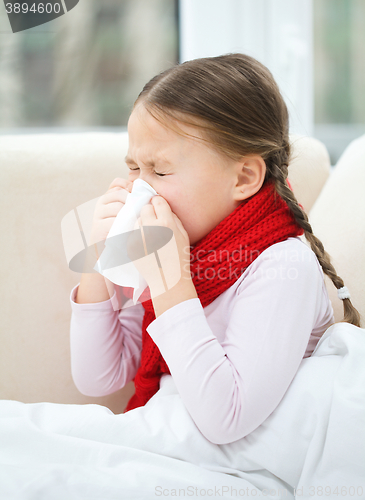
xmin=157 ymin=184 xmax=180 ymax=208
xmin=157 ymin=183 xmax=207 ymax=235
xmin=170 ymin=195 xmax=202 ymax=233
xmin=161 ymin=188 xmax=193 ymax=225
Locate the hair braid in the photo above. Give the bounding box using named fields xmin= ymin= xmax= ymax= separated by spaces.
xmin=267 ymin=144 xmax=361 ymax=327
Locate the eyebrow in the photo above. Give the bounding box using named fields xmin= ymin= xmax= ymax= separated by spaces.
xmin=124 ymin=156 xmax=171 ymax=167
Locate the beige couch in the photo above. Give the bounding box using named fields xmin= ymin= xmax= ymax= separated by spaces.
xmin=1 ymin=132 xmax=364 ymax=413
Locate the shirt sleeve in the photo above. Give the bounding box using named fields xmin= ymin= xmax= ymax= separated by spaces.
xmin=69 ymin=284 xmax=144 ymax=397
xmin=146 ymin=248 xmax=324 ymax=445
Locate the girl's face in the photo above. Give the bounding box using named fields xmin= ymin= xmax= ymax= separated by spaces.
xmin=126 ymin=103 xmax=243 ymax=246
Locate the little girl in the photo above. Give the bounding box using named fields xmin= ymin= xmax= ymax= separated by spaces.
xmin=70 ymin=53 xmax=361 ymax=445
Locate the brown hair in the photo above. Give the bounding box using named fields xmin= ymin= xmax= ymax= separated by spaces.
xmin=134 ymin=52 xmax=361 ymax=327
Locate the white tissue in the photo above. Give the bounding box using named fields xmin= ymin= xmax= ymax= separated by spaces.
xmin=94 ymin=179 xmax=158 ymax=305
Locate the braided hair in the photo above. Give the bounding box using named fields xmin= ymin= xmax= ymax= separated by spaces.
xmin=266 ymin=140 xmax=361 ymax=326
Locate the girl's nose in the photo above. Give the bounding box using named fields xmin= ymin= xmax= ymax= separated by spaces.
xmin=137 ymin=171 xmax=155 ymax=189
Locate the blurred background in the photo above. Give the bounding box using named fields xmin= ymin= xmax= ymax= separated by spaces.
xmin=0 ymin=0 xmax=364 ymax=166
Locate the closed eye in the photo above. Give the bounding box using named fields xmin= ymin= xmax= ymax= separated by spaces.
xmin=128 ymin=167 xmax=166 ymax=177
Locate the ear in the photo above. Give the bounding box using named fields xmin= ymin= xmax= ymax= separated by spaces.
xmin=232 ymin=156 xmax=267 ymax=202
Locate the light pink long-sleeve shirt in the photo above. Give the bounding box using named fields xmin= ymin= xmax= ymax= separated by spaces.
xmin=70 ymin=236 xmax=335 ymax=444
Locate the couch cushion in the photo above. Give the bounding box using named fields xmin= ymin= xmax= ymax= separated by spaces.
xmin=287 ymin=134 xmax=331 ymax=214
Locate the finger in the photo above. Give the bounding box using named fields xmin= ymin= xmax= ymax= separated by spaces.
xmin=108 ymin=177 xmax=131 ymax=189
xmin=171 ymin=213 xmax=184 ymax=231
xmin=103 ymin=188 xmax=130 ymax=205
xmin=150 ymin=196 xmax=174 ymax=224
xmin=172 ymin=213 xmax=189 ymax=241
xmin=139 ymin=203 xmax=158 ymax=224
xmin=99 ymin=201 xmax=124 ymax=219
xmin=108 ymin=177 xmax=133 ymax=191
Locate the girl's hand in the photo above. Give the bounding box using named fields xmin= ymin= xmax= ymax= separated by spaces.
xmin=129 ymin=195 xmax=192 ymax=297
xmin=90 ymin=178 xmax=133 ymax=245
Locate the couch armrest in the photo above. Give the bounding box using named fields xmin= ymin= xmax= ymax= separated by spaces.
xmin=0 ymin=132 xmax=134 ymax=412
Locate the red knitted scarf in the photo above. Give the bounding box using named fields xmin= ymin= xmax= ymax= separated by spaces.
xmin=122 ymin=180 xmax=303 ymax=412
